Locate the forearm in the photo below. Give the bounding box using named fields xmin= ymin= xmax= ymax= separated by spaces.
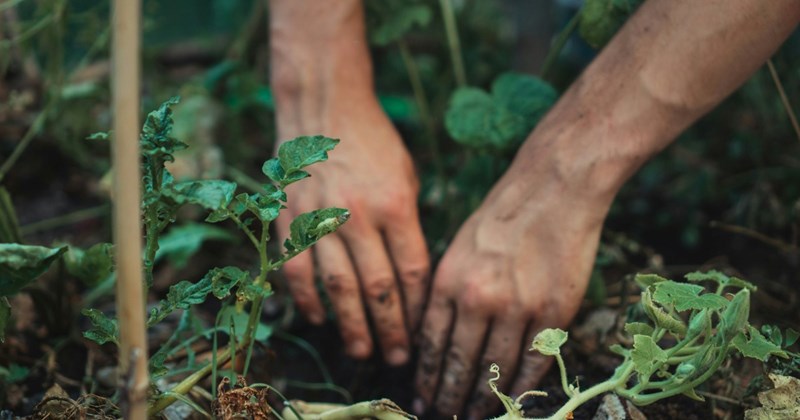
xmin=508 ymin=0 xmax=800 ymax=209
xmin=269 ymin=0 xmax=376 ymax=136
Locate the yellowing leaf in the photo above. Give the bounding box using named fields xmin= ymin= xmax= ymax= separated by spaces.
xmin=530 ymin=328 xmax=568 ymax=356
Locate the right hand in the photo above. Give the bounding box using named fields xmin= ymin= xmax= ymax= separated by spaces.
xmin=274 ymin=94 xmax=430 ymax=366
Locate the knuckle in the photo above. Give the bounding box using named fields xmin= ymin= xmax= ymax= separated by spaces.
xmin=363 ymin=275 xmax=396 ymax=304
xmin=377 ymin=189 xmax=414 ymax=219
xmin=323 ymin=273 xmax=357 ymax=296
xmin=398 ymin=265 xmax=430 ymax=288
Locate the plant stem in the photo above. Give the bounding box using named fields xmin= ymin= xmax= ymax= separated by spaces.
xmin=0 ymin=108 xmax=47 ymax=183
xmin=148 ymin=349 xmax=232 ymax=416
xmin=19 ymin=204 xmax=110 ymax=236
xmin=229 ymin=213 xmax=260 ymax=249
xmin=438 ymin=0 xmax=466 ymax=87
xmin=545 ymin=362 xmax=636 ymax=420
xmin=540 ymin=11 xmax=580 ymax=81
xmin=554 ymin=354 xmax=574 ymax=397
xmin=766 ymin=59 xmax=800 ymax=144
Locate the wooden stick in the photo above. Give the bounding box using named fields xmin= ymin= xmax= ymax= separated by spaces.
xmin=111 ymin=0 xmax=148 ymax=418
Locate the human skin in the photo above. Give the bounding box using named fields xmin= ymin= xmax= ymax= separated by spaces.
xmin=269 ymin=0 xmax=800 ymax=418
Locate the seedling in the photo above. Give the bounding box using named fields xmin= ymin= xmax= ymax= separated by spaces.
xmin=489 ymin=271 xmax=789 ymax=420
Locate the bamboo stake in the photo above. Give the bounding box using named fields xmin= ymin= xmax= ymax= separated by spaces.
xmin=111 ymin=0 xmax=148 ymax=418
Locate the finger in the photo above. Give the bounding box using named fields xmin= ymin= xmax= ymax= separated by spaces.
xmin=434 ymin=310 xmax=489 ymax=417
xmin=465 ymin=319 xmax=525 ymax=420
xmin=342 ymin=226 xmax=409 ymax=365
xmin=313 ymin=234 xmax=373 ymax=359
xmin=510 ymin=324 xmax=556 ymax=398
xmin=414 ymin=291 xmax=454 ymax=414
xmin=276 ymin=210 xmax=325 ymax=324
xmin=383 ymin=213 xmax=430 ymax=332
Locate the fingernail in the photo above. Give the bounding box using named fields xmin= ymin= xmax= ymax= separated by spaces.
xmin=412 ymin=398 xmax=426 ymax=415
xmin=348 ymin=340 xmax=370 ymax=358
xmin=308 ymin=312 xmax=325 ymax=325
xmin=387 ymin=347 xmax=409 ymax=365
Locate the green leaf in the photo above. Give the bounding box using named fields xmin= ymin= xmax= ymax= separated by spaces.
xmin=234 ymin=188 xmax=286 ymax=223
xmin=82 ymin=309 xmax=119 ymax=346
xmin=578 ymin=0 xmax=644 ymax=49
xmin=640 ymin=287 xmax=687 ymax=336
xmin=785 ymin=328 xmax=800 ymax=347
xmin=163 ymin=180 xmax=237 ymax=211
xmin=208 ymin=267 xmax=250 ymax=299
xmin=0 ymin=297 xmax=10 ymax=343
xmin=624 ymin=322 xmax=654 ymax=337
xmin=64 ymin=243 xmax=114 ymax=286
xmin=219 ymin=305 xmax=272 ymax=342
xmin=732 ymin=326 xmax=789 ymax=361
xmin=631 ymin=334 xmax=667 ymax=376
xmin=634 ymin=273 xmax=668 ymax=289
xmin=652 ymin=281 xmax=729 ymax=311
xmin=685 ymin=270 xmax=757 ymax=292
xmin=0 ymin=363 xmax=29 ymax=383
xmin=718 ymin=289 xmax=750 ymax=342
xmin=156 ymin=223 xmax=237 ymax=269
xmin=491 ymin=73 xmax=558 ymax=130
xmin=140 ymin=96 xmax=187 ymax=158
xmin=236 ymin=283 xmax=272 ymax=302
xmin=444 ymin=88 xmax=525 ymax=151
xmin=148 ymin=278 xmax=212 ymax=326
xmin=369 ymin=3 xmax=432 ymax=46
xmin=149 ymin=350 xmax=169 ymax=379
xmin=264 ymin=136 xmax=340 ymax=187
xmin=284 ymin=208 xmax=350 ymax=254
xmin=530 ymin=328 xmax=568 ymax=356
xmin=0 ymin=244 xmax=67 ymax=296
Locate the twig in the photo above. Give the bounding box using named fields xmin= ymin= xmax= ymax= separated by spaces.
xmin=438 ymin=0 xmax=466 ymax=87
xmin=710 ymin=220 xmax=797 ymax=255
xmin=766 ymin=59 xmax=800 ymax=145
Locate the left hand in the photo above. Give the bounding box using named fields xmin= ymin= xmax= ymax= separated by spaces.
xmin=413 ymin=152 xmax=609 ymax=419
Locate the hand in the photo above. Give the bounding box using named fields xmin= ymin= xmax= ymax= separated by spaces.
xmin=413 ymin=169 xmax=606 ymax=418
xmin=275 ymin=97 xmax=430 ymax=366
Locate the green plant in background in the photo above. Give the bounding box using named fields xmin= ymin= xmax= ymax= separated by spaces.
xmin=489 ymin=271 xmax=789 ymax=420
xmin=0 ymin=97 xmax=349 ymax=414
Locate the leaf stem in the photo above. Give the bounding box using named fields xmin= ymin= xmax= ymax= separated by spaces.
xmin=540 ymin=11 xmax=580 ymax=81
xmin=438 ymin=0 xmax=466 ymax=87
xmin=554 ymin=353 xmax=574 ymax=397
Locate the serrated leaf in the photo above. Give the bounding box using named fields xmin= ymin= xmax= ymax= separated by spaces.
xmin=156 ymin=223 xmax=236 ymax=269
xmin=0 ymin=244 xmax=67 ymax=296
xmin=285 ymin=208 xmax=350 ymax=254
xmin=624 ymin=322 xmax=654 ymax=337
xmin=652 ymin=281 xmax=729 ymax=311
xmin=0 ymin=297 xmax=10 ymax=343
xmin=82 ymin=309 xmax=119 ymax=345
xmin=732 ymin=326 xmax=789 ymax=362
xmin=148 ymin=278 xmax=212 ymax=326
xmin=530 ymin=328 xmax=568 ymax=356
xmin=370 ymin=3 xmax=432 ymax=46
xmin=685 ymin=270 xmax=757 ymax=292
xmin=64 ymin=243 xmax=114 ymax=286
xmin=631 ymin=334 xmax=667 ymax=376
xmin=264 ymin=136 xmax=339 ymax=187
xmin=634 ymin=273 xmax=668 ymax=289
xmin=208 ymin=267 xmax=250 ymax=299
xmin=163 ymin=180 xmax=237 ymax=211
xmin=578 ymin=0 xmax=644 ymax=49
xmin=141 ymin=96 xmax=187 ymax=158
